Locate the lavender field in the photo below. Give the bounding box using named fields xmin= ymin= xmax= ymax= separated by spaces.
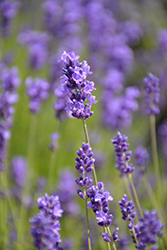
xmin=0 ymin=0 xmax=167 ymax=249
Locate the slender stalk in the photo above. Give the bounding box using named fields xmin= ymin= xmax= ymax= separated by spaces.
xmin=84 ymin=191 xmax=92 ymax=250
xmin=132 ymin=228 xmax=138 ymax=245
xmin=143 ymin=176 xmax=164 ymax=222
xmin=106 ymin=227 xmax=118 ymax=250
xmin=82 ymin=119 xmax=116 ymax=250
xmin=128 ymin=174 xmax=143 ymax=217
xmin=150 ymin=115 xmax=163 ymax=206
xmin=124 ymin=178 xmax=139 ymax=222
xmin=82 ymin=119 xmax=98 ymax=186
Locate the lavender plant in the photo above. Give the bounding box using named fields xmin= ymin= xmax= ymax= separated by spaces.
xmin=1 ymin=1 xmax=167 ymax=250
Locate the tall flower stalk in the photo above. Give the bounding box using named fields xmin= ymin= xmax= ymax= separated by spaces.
xmin=59 ymin=51 xmax=118 ymax=250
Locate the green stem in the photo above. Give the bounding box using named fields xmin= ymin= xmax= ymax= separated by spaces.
xmin=82 ymin=119 xmax=98 ymax=186
xmin=84 ymin=193 xmax=92 ymax=250
xmin=150 ymin=115 xmax=163 ymax=206
xmin=128 ymin=174 xmax=143 ymax=217
xmin=132 ymin=228 xmax=138 ymax=245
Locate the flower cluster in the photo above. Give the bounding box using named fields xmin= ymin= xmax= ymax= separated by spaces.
xmin=18 ymin=30 xmax=50 ymax=70
xmin=10 ymin=156 xmax=27 ymax=187
xmin=119 ymin=194 xmax=136 ymax=230
xmin=25 ymin=77 xmax=50 ymax=113
xmin=143 ymin=73 xmax=160 ymax=115
xmin=135 ymin=210 xmax=164 ymax=249
xmin=75 ymin=143 xmax=94 ymax=199
xmin=111 ymin=132 xmax=135 ymax=177
xmin=59 ymin=51 xmax=97 ymax=119
xmin=0 ymin=0 xmax=20 ymax=37
xmin=30 ymin=193 xmax=63 ymax=250
xmin=119 ymin=195 xmax=164 ymax=249
xmin=86 ymin=182 xmax=115 ymax=242
xmin=48 ymin=132 xmax=59 ymax=151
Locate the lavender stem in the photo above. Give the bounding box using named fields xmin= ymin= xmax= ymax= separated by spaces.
xmin=82 ymin=119 xmax=98 ymax=186
xmin=150 ymin=114 xmax=163 ymax=206
xmin=84 ymin=189 xmax=92 ymax=250
xmin=128 ymin=174 xmax=144 ymax=217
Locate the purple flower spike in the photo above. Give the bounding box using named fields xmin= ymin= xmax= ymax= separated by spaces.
xmin=119 ymin=194 xmax=136 ymax=229
xmin=143 ymin=73 xmax=160 ymax=115
xmin=111 ymin=132 xmax=135 ymax=177
xmin=96 ymin=210 xmax=113 ymax=227
xmin=37 ymin=193 xmax=63 ymax=219
xmin=75 ymin=143 xmax=95 ymax=173
xmin=59 ymin=51 xmax=96 ymax=119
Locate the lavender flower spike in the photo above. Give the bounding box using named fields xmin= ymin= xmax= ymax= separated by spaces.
xmin=59 ymin=51 xmax=97 ymax=119
xmin=143 ymin=73 xmax=160 ymax=115
xmin=111 ymin=132 xmax=135 ymax=177
xmin=30 ymin=193 xmax=63 ymax=250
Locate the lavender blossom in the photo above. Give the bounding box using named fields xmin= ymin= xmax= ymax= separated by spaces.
xmin=30 ymin=212 xmax=62 ymax=250
xmin=0 ymin=122 xmax=10 ymax=171
xmin=0 ymin=0 xmax=20 ymax=37
xmin=102 ymin=87 xmax=140 ymax=130
xmin=111 ymin=132 xmax=135 ymax=177
xmin=75 ymin=142 xmax=95 ymax=173
xmin=119 ymin=194 xmax=136 ymax=230
xmin=157 ymin=29 xmax=167 ymax=53
xmin=59 ymin=51 xmax=97 ymax=119
xmin=134 ymin=146 xmax=149 ymax=167
xmin=112 ymin=227 xmax=119 ymax=241
xmin=143 ymin=73 xmax=160 ymax=115
xmin=25 ymin=77 xmax=50 ymax=113
xmin=18 ymin=30 xmax=50 ymax=70
xmin=10 ymin=156 xmax=27 ymax=187
xmin=135 ymin=210 xmax=165 ymax=249
xmin=37 ymin=193 xmax=63 ymax=219
xmin=57 ymin=169 xmax=80 ymax=216
xmin=30 ymin=194 xmax=63 ymax=250
xmin=0 ymin=66 xmax=20 ymax=93
xmin=158 ymin=120 xmax=167 ymax=159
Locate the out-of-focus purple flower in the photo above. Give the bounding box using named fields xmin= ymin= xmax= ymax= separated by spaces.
xmin=57 ymin=169 xmax=80 ymax=216
xmin=59 ymin=51 xmax=97 ymax=119
xmin=143 ymin=73 xmax=160 ymax=115
xmin=30 ymin=193 xmax=63 ymax=250
xmin=102 ymin=69 xmax=124 ymax=93
xmin=30 ymin=212 xmax=62 ymax=250
xmin=25 ymin=77 xmax=50 ymax=114
xmin=119 ymin=20 xmax=143 ymax=46
xmin=135 ymin=210 xmax=164 ymax=249
xmin=0 ymin=66 xmax=20 ymax=92
xmin=117 ymin=235 xmax=129 ymax=250
xmin=157 ymin=29 xmax=167 ymax=53
xmin=111 ymin=132 xmax=135 ymax=177
xmin=48 ymin=132 xmax=59 ymax=151
xmin=0 ymin=0 xmax=20 ymax=37
xmin=0 ymin=92 xmax=17 ymax=122
xmin=134 ymin=146 xmax=149 ymax=167
xmin=102 ymin=87 xmax=140 ymax=130
xmin=18 ymin=30 xmax=50 ymax=70
xmin=10 ymin=156 xmax=27 ymax=187
xmin=158 ymin=120 xmax=167 ymax=159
